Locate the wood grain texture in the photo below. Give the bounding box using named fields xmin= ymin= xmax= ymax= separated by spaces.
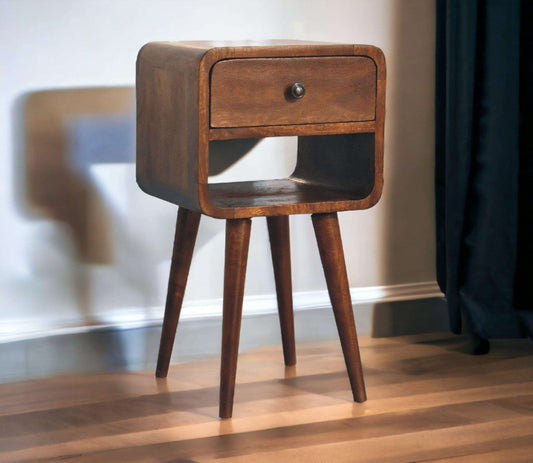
xmin=312 ymin=212 xmax=366 ymax=402
xmin=220 ymin=218 xmax=252 ymax=419
xmin=136 ymin=40 xmax=387 ymax=422
xmin=266 ymin=215 xmax=296 ymax=366
xmin=1 ymin=334 xmax=532 ymax=462
xmin=155 ymin=207 xmax=201 ymax=378
xmin=136 ymin=41 xmax=386 ymax=219
xmin=136 ymin=43 xmax=205 ymax=211
xmin=293 ymin=133 xmax=377 ymax=205
xmin=208 ymin=120 xmax=376 ymax=140
xmin=208 ymin=179 xmax=366 ymax=217
xmin=210 ymin=57 xmax=376 ymax=128
xmin=181 ymin=39 xmax=356 ymax=55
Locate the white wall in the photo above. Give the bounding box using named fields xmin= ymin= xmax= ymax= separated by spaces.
xmin=0 ymin=0 xmax=437 ymax=339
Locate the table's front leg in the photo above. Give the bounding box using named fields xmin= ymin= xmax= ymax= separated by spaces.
xmin=156 ymin=207 xmax=201 ymax=378
xmin=220 ymin=218 xmax=252 ymax=419
xmin=312 ymin=212 xmax=367 ymax=403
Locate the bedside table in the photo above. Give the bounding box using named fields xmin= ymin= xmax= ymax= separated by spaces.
xmin=136 ymin=40 xmax=386 ymax=418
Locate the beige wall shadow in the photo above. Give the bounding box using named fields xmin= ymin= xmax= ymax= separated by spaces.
xmin=373 ymin=0 xmax=441 ymax=336
xmin=15 ymin=87 xmax=135 ymax=324
xmin=22 ymin=87 xmax=135 ymax=264
xmin=382 ymin=0 xmax=436 ymax=284
xmin=15 ymin=86 xmax=260 ymax=324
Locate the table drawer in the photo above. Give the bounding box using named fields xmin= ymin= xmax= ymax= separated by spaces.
xmin=210 ymin=56 xmax=376 ymax=128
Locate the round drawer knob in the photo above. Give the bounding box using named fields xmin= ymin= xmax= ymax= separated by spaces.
xmin=290 ymin=82 xmax=306 ymax=99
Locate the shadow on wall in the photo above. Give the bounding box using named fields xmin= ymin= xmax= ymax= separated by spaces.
xmin=380 ymin=0 xmax=437 ymax=284
xmin=368 ymin=0 xmax=440 ymax=337
xmin=12 ymin=86 xmax=258 ymax=328
xmin=14 ymin=87 xmax=139 ymax=327
xmin=19 ymin=87 xmax=134 ymax=264
xmin=372 ymin=298 xmax=448 ymax=338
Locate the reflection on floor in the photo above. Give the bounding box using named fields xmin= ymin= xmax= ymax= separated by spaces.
xmin=0 ymin=333 xmax=532 ymax=462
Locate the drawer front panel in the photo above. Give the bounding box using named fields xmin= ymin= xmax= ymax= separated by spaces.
xmin=210 ymin=56 xmax=376 ymax=128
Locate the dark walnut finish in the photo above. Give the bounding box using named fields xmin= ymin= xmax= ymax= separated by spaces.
xmin=155 ymin=208 xmax=200 ymax=378
xmin=137 ymin=40 xmax=386 ymax=219
xmin=267 ymin=215 xmax=296 ymax=367
xmin=312 ymin=212 xmax=366 ymax=402
xmin=220 ymin=218 xmax=252 ymax=419
xmin=136 ymin=40 xmax=386 ymax=418
xmin=210 ymin=56 xmax=376 ymax=128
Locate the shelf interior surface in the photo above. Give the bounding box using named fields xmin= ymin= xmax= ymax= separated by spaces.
xmin=207 ymin=178 xmax=367 ymax=209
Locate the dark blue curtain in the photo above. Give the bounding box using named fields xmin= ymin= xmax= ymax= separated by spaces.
xmin=435 ymin=0 xmax=533 ymax=341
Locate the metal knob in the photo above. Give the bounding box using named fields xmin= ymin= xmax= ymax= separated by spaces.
xmin=290 ymin=82 xmax=306 ymax=99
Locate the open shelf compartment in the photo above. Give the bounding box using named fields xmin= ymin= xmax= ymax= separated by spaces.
xmin=206 ymin=133 xmax=378 ymax=215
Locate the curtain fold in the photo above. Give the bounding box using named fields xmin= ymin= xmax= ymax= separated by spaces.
xmin=435 ymin=0 xmax=532 ymax=339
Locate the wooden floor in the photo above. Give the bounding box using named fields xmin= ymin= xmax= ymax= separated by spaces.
xmin=0 ymin=332 xmax=532 ymax=462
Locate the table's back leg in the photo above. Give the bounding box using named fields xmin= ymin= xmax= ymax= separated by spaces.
xmin=266 ymin=215 xmax=296 ymax=366
xmin=220 ymin=218 xmax=252 ymax=419
xmin=311 ymin=212 xmax=367 ymax=402
xmin=156 ymin=207 xmax=201 ymax=378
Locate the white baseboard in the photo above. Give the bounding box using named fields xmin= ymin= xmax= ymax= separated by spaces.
xmin=1 ymin=281 xmax=443 ymax=343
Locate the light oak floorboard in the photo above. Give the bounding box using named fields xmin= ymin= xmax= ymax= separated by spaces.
xmin=0 ymin=333 xmax=531 ymax=462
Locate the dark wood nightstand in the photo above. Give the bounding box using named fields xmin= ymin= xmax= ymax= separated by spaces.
xmin=136 ymin=40 xmax=386 ymax=418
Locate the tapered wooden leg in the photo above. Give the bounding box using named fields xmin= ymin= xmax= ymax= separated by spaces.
xmin=220 ymin=218 xmax=252 ymax=419
xmin=311 ymin=212 xmax=367 ymax=402
xmin=267 ymin=215 xmax=296 ymax=366
xmin=156 ymin=207 xmax=201 ymax=378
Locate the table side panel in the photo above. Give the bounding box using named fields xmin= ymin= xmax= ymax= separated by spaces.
xmin=136 ymin=43 xmax=205 ymax=210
